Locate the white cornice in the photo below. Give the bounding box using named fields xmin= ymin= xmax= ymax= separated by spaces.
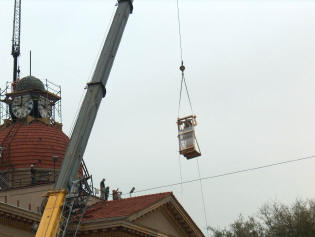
xmin=0 ymin=201 xmax=40 ymax=222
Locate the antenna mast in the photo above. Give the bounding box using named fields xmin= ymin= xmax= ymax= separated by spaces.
xmin=11 ymin=0 xmax=21 ymax=83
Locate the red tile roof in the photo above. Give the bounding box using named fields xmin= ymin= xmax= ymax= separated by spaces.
xmin=83 ymin=192 xmax=172 ymax=221
xmin=0 ymin=121 xmax=69 ymax=170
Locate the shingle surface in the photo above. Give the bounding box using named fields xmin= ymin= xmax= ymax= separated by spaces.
xmin=83 ymin=192 xmax=172 ymax=221
xmin=0 ymin=121 xmax=69 ymax=170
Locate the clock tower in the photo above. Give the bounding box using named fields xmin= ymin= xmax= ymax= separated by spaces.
xmin=6 ymin=75 xmax=59 ymax=123
xmin=0 ymin=76 xmax=69 ymax=190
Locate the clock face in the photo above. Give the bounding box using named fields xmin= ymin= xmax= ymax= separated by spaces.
xmin=11 ymin=95 xmax=34 ymax=118
xmin=38 ymin=96 xmax=52 ymax=118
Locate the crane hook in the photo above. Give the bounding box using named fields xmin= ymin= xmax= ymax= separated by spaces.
xmin=179 ymin=61 xmax=185 ymax=72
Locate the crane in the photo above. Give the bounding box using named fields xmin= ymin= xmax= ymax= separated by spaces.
xmin=11 ymin=0 xmax=21 ymax=83
xmin=35 ymin=0 xmax=134 ymax=236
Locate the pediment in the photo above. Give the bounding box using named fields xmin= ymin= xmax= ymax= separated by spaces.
xmin=127 ymin=195 xmax=204 ymax=237
xmin=133 ymin=206 xmax=187 ymax=237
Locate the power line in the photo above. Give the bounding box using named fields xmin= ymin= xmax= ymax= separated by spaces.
xmin=127 ymin=155 xmax=315 ymax=195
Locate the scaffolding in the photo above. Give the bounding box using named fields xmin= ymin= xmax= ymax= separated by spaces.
xmin=45 ymin=79 xmax=62 ymax=124
xmin=0 ymin=82 xmax=10 ymax=124
xmin=0 ymin=79 xmax=62 ymax=125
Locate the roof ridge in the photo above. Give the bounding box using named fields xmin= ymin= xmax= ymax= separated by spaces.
xmin=83 ymin=192 xmax=173 ymax=221
xmin=108 ymin=191 xmax=173 ymax=203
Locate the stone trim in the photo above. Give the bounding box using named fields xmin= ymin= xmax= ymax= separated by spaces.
xmin=0 ymin=201 xmax=40 ymax=222
xmin=0 ymin=201 xmax=40 ymax=233
xmin=79 ymin=220 xmax=168 ymax=236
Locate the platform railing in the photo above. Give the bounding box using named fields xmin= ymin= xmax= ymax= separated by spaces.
xmin=0 ymin=169 xmax=59 ymax=191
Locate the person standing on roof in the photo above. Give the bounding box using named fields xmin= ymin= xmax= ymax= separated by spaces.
xmin=112 ymin=188 xmax=118 ymax=200
xmin=100 ymin=178 xmax=105 ymax=199
xmin=30 ymin=164 xmax=36 ymax=185
xmin=105 ymin=186 xmax=110 ymax=201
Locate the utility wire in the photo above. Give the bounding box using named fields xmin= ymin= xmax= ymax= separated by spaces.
xmin=178 ymin=153 xmax=184 ymax=196
xmin=125 ymin=155 xmax=315 ymax=195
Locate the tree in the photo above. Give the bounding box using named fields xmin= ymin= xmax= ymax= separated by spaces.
xmin=208 ymin=200 xmax=315 ymax=237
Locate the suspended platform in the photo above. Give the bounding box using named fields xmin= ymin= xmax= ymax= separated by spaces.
xmin=177 ymin=115 xmax=201 ymax=159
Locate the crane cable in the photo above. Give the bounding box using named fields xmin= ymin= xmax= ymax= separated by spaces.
xmin=197 ymin=159 xmax=210 ymax=236
xmin=176 ymin=0 xmax=194 ymax=117
xmin=176 ymin=0 xmax=184 ymax=198
xmin=176 ymin=0 xmax=208 ymax=235
xmin=178 ymin=69 xmax=195 ymax=116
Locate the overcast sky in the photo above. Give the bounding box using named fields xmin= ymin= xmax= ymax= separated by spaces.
xmin=1 ymin=0 xmax=315 ymax=235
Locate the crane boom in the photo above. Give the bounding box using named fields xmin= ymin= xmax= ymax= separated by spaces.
xmin=11 ymin=0 xmax=21 ymax=82
xmin=56 ymin=0 xmax=133 ymax=191
xmin=35 ymin=1 xmax=133 ymax=236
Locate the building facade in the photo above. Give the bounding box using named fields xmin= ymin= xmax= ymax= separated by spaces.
xmin=0 ymin=76 xmax=204 ymax=237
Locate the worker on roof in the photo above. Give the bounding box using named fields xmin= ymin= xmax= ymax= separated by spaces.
xmin=113 ymin=188 xmax=119 ymax=200
xmin=105 ymin=186 xmax=110 ymax=201
xmin=100 ymin=178 xmax=105 ymax=199
xmin=30 ymin=164 xmax=36 ymax=185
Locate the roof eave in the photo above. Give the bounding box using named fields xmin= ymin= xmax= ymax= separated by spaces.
xmin=168 ymin=194 xmax=205 ymax=237
xmin=79 ymin=219 xmax=168 ymax=236
xmin=0 ymin=201 xmax=41 ymax=222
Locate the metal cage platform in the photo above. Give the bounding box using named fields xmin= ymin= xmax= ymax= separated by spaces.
xmin=177 ymin=115 xmax=201 ymax=159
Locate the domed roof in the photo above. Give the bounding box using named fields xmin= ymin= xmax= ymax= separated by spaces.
xmin=0 ymin=121 xmax=69 ymax=170
xmin=16 ymin=76 xmax=45 ymax=92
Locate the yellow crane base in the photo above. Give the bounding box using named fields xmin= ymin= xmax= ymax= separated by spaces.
xmin=35 ymin=189 xmax=66 ymax=237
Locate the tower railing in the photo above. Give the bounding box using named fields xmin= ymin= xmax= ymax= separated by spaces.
xmin=45 ymin=79 xmax=62 ymax=124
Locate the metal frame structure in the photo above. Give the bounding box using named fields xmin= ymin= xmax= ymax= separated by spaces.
xmin=11 ymin=0 xmax=21 ymax=83
xmin=177 ymin=115 xmax=201 ymax=159
xmin=45 ymin=79 xmax=62 ymax=123
xmin=0 ymin=83 xmax=10 ymax=124
xmin=55 ymin=161 xmax=92 ymax=237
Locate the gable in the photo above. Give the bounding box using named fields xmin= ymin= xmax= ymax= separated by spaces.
xmin=81 ymin=193 xmax=204 ymax=237
xmin=134 ymin=207 xmax=188 ymax=237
